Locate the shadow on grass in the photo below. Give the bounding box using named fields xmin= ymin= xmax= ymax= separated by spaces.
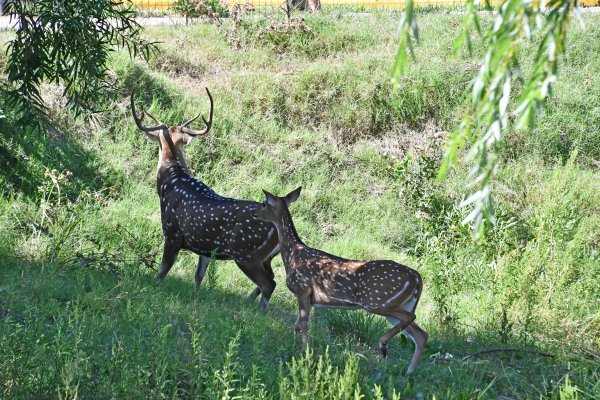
xmin=0 ymin=61 xmax=183 ymax=204
xmin=119 ymin=63 xmax=184 ymax=119
xmin=0 ymin=253 xmax=594 ymax=399
xmin=0 ymin=114 xmax=124 ymax=201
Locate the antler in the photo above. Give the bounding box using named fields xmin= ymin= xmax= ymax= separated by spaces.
xmin=179 ymin=87 xmax=214 ymax=136
xmin=131 ymin=90 xmax=167 ymax=132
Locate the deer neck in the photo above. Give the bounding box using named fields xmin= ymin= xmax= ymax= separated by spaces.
xmin=156 ymin=144 xmax=190 ymax=193
xmin=274 ymin=208 xmax=304 ymax=273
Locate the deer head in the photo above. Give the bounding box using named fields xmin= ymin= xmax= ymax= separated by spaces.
xmin=130 ymin=88 xmax=213 ymax=171
xmin=254 ymin=187 xmax=302 ymax=223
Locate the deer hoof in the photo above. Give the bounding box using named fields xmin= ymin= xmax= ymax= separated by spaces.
xmin=259 ymin=298 xmax=269 ymax=310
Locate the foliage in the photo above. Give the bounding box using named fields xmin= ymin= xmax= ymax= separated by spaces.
xmin=1 ymin=0 xmax=156 ymax=128
xmin=256 ymin=5 xmax=313 ymax=49
xmin=172 ymin=0 xmax=229 ymax=20
xmin=213 ymin=2 xmax=258 ymax=49
xmin=278 ymin=348 xmax=363 ymax=399
xmin=0 ymin=11 xmax=598 ymax=399
xmin=393 ymin=0 xmax=582 ymax=238
xmin=198 ymin=2 xmax=312 ymax=51
xmin=390 ymin=0 xmax=418 ymax=79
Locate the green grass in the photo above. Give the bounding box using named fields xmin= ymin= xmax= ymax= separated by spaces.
xmin=1 ymin=9 xmax=599 ymax=399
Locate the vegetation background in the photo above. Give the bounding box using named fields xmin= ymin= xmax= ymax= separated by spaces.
xmin=0 ymin=8 xmax=598 ymax=399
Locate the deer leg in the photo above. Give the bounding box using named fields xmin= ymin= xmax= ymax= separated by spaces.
xmin=402 ymin=322 xmax=428 ymax=375
xmin=246 ymin=258 xmax=276 ymax=302
xmin=263 ymin=258 xmax=275 ymax=280
xmin=234 ymin=262 xmax=262 ymax=302
xmin=157 ymin=242 xmax=181 ymax=280
xmin=195 ymin=255 xmax=211 ymax=290
xmin=247 ymin=287 xmax=261 ymax=301
xmin=236 ymin=261 xmax=276 ymax=309
xmin=373 ymin=309 xmax=416 ymax=359
xmin=294 ymin=292 xmax=312 ymax=349
xmin=235 ymin=261 xmax=260 ymax=300
xmin=254 ymin=269 xmax=276 ymax=310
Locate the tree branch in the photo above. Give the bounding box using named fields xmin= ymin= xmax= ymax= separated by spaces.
xmin=462 ymin=348 xmax=556 ymax=362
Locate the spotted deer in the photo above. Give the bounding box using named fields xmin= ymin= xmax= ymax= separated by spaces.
xmin=131 ymin=88 xmax=282 ymax=309
xmin=253 ymin=187 xmax=428 ymax=374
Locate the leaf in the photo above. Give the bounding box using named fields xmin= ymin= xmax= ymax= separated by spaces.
xmin=462 ymin=200 xmax=483 ymax=225
xmin=437 ymin=120 xmax=470 ymax=181
xmin=390 ymin=0 xmax=418 ymax=84
xmin=460 ymin=188 xmax=487 ymax=208
xmin=3 ymin=0 xmax=156 ymax=128
xmin=452 ymin=31 xmax=467 ymax=56
xmin=390 ymin=37 xmax=408 ymax=84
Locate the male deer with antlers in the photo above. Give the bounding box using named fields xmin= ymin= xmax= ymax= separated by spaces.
xmin=131 ymin=88 xmax=283 ymax=309
xmin=253 ymin=187 xmax=428 ymax=374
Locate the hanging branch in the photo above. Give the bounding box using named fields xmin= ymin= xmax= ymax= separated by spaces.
xmin=392 ymin=0 xmax=582 ymax=239
xmin=2 ymin=0 xmax=158 ymax=129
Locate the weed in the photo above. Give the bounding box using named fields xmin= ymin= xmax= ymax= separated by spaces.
xmin=0 ymin=10 xmax=598 ymax=400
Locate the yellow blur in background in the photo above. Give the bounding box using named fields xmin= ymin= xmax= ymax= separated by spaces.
xmin=128 ymin=0 xmax=600 ymax=9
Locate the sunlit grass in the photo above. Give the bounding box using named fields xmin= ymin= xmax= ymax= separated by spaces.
xmin=0 ymin=9 xmax=598 ymax=399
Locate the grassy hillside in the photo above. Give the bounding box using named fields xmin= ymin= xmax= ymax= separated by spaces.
xmin=1 ymin=9 xmax=599 ymax=399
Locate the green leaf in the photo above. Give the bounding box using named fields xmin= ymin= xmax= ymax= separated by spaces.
xmin=390 ymin=0 xmax=418 ymax=84
xmin=3 ymin=0 xmax=158 ymax=129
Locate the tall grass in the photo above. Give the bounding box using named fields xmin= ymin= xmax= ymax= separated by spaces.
xmin=0 ymin=10 xmax=598 ymax=399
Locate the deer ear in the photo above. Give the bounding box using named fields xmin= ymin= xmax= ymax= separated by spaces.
xmin=145 ymin=131 xmax=160 ymax=142
xmin=284 ymin=186 xmax=302 ymax=205
xmin=181 ymin=133 xmax=195 ymax=145
xmin=263 ymin=190 xmax=277 ymax=206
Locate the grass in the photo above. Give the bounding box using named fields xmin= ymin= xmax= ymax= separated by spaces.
xmin=1 ymin=8 xmax=599 ymax=399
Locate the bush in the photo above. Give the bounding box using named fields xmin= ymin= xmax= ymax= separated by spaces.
xmin=172 ymin=0 xmax=228 ymax=20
